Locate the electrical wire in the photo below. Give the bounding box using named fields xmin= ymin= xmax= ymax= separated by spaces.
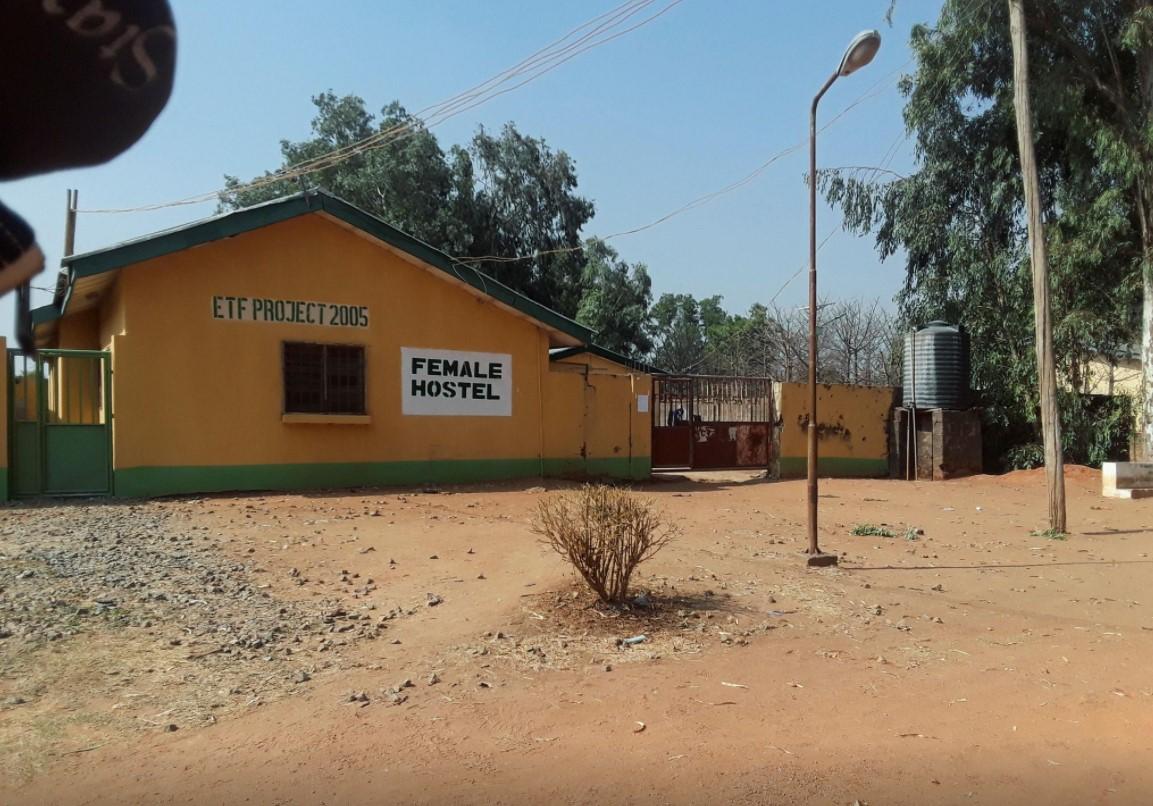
xmin=287 ymin=0 xmax=675 ymax=175
xmin=455 ymin=0 xmax=995 ymax=269
xmin=78 ymin=0 xmax=992 ymax=288
xmin=762 ymin=0 xmax=998 ymax=306
xmin=77 ymin=0 xmax=681 ymax=214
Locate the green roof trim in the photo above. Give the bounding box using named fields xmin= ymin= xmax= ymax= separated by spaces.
xmin=49 ymin=190 xmax=596 ymax=344
xmin=549 ymin=344 xmax=665 ymax=375
xmin=30 ymin=305 xmax=62 ymax=325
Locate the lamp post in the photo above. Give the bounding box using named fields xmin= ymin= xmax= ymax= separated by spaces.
xmin=805 ymin=29 xmax=881 ymax=568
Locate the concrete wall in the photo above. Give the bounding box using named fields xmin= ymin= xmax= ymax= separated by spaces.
xmin=776 ymin=381 xmax=897 ymax=478
xmin=45 ymin=213 xmax=650 ymax=496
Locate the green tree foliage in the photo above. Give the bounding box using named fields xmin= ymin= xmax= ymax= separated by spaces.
xmin=220 ymin=93 xmax=594 ymax=318
xmin=649 ymin=293 xmax=712 ymax=373
xmin=221 ymin=95 xmax=462 ymax=249
xmin=821 ymin=0 xmax=1153 ymax=467
xmin=575 ymin=238 xmax=653 ymax=358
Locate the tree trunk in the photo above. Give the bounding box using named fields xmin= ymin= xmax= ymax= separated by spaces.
xmin=1144 ymin=273 xmax=1152 ymax=459
xmin=1009 ymin=0 xmax=1067 ymax=532
xmin=1140 ymin=40 xmax=1153 ymax=461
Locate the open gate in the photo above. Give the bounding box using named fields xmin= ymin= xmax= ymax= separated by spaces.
xmin=652 ymin=375 xmax=773 ymax=470
xmin=8 ymin=350 xmax=112 ymax=497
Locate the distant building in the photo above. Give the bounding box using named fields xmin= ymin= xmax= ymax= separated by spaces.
xmin=1078 ymin=346 xmax=1144 ymax=461
xmin=1082 ymin=347 xmax=1141 ymax=398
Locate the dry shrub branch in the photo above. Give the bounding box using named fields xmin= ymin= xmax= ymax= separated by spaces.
xmin=532 ymin=485 xmax=675 ymax=604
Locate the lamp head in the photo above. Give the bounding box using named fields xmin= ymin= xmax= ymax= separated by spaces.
xmin=837 ymin=30 xmax=882 ymax=76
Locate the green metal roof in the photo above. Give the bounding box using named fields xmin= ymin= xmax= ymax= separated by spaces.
xmin=549 ymin=344 xmax=665 ymax=375
xmin=35 ymin=190 xmax=597 ymax=346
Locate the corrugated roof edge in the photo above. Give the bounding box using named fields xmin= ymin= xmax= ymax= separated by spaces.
xmin=39 ymin=189 xmax=597 ymax=344
xmin=549 ymin=344 xmax=665 ymax=375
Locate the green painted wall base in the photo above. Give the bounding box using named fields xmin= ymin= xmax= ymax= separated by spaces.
xmin=778 ymin=456 xmax=888 ymax=479
xmin=114 ymin=456 xmax=652 ymax=498
xmin=542 ymin=457 xmax=651 ymax=481
xmin=0 ymin=468 xmax=7 ymax=502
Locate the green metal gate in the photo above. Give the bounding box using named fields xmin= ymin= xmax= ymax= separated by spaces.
xmin=7 ymin=349 xmax=112 ymax=497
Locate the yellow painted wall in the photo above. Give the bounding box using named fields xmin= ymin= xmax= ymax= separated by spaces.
xmin=57 ymin=307 xmax=100 ymax=349
xmin=0 ymin=337 xmax=7 ymax=500
xmin=47 ymin=213 xmax=650 ymax=495
xmin=99 ymin=278 xmax=126 ymax=350
xmin=1076 ymin=356 xmax=1140 ymax=397
xmin=48 ymin=308 xmax=103 ymax=425
xmin=1078 ymin=357 xmax=1143 ymax=461
xmin=10 ymin=373 xmax=37 ymax=422
xmin=776 ymin=381 xmax=896 ymax=478
xmin=542 ymin=359 xmax=587 ymax=468
xmin=543 ymin=351 xmax=651 ymax=477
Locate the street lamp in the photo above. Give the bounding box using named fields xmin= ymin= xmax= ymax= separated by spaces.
xmin=805 ymin=29 xmax=881 ymax=568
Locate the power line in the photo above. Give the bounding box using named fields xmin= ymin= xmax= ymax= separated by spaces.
xmin=453 ymin=142 xmax=807 ymax=265
xmin=452 ymin=63 xmax=921 ymax=268
xmin=78 ymin=0 xmax=992 ymax=289
xmin=764 ymin=0 xmax=997 ymax=306
xmin=79 ymin=0 xmax=984 ymax=218
xmin=454 ymin=0 xmax=996 ymax=268
xmin=77 ymin=0 xmax=682 ymax=215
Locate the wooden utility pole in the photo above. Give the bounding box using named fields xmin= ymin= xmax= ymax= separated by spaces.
xmin=64 ymin=189 xmax=78 ymax=257
xmin=1008 ymin=0 xmax=1066 ymax=532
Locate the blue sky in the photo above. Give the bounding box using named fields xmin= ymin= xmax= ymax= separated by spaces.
xmin=2 ymin=0 xmax=946 ymax=343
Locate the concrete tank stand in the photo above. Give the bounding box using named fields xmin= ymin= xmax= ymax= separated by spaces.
xmin=1101 ymin=462 xmax=1153 ymax=499
xmin=890 ymin=407 xmax=983 ymax=481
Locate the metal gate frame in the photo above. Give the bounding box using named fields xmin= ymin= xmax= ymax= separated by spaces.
xmin=7 ymin=349 xmax=113 ymax=497
xmin=652 ymin=375 xmax=774 ymax=471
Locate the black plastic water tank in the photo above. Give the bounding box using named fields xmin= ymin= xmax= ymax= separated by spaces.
xmin=902 ymin=321 xmax=969 ymax=409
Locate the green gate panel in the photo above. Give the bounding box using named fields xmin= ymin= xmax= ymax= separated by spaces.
xmin=10 ymin=421 xmax=42 ymax=496
xmin=8 ymin=349 xmax=112 ymax=498
xmin=44 ymin=426 xmax=110 ymax=495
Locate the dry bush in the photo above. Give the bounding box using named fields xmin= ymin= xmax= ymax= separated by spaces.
xmin=532 ymin=485 xmax=675 ymax=604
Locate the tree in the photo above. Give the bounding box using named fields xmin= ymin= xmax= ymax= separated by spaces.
xmin=689 ymin=298 xmax=900 ymax=384
xmin=220 ymin=94 xmax=595 ymax=318
xmin=827 ymin=299 xmax=901 ymax=385
xmin=1008 ymin=0 xmax=1065 ymax=530
xmin=457 ymin=124 xmax=594 ymax=315
xmin=821 ymin=0 xmax=1151 ymax=467
xmin=221 ymin=95 xmax=462 ymax=250
xmin=649 ymin=293 xmax=719 ymax=373
xmin=575 ymin=238 xmax=653 ymax=358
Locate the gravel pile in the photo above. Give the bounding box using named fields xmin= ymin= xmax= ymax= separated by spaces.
xmin=0 ymin=502 xmax=386 ymax=659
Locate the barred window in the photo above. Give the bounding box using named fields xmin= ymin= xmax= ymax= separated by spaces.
xmin=283 ymin=342 xmax=366 ymax=415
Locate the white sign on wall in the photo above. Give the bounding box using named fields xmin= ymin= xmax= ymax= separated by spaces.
xmin=401 ymin=347 xmax=512 ymax=417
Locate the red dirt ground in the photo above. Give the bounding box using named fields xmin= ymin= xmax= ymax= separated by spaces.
xmin=5 ymin=468 xmax=1153 ymax=805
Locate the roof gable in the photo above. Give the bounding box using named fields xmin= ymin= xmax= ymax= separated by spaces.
xmin=35 ymin=190 xmax=595 ymax=347
xmin=549 ymin=345 xmax=665 ymax=375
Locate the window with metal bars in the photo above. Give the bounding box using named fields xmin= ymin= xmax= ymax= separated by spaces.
xmin=283 ymin=342 xmax=366 ymax=415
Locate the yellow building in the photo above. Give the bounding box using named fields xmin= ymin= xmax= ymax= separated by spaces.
xmin=1078 ymin=350 xmax=1144 ymax=461
xmin=10 ymin=190 xmax=653 ymax=499
xmin=1083 ymin=354 xmax=1142 ymax=398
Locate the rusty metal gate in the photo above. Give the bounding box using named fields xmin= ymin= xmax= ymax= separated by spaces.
xmin=652 ymin=376 xmax=773 ymax=470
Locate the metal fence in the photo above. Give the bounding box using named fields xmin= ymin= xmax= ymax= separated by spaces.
xmin=654 ymin=375 xmax=773 ymax=425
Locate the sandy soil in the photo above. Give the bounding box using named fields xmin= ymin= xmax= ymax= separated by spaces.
xmin=4 ymin=467 xmax=1153 ymax=805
